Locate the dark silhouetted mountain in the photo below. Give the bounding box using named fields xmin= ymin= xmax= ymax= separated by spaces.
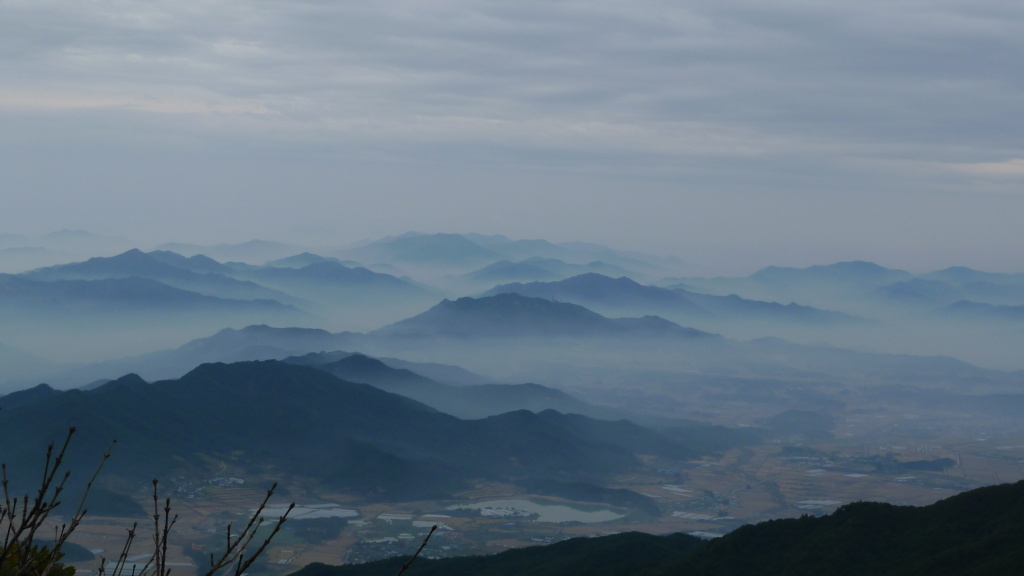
xmin=315 ymin=353 xmax=437 ymax=391
xmin=66 ymin=325 xmax=359 ymax=384
xmin=373 ymin=293 xmax=716 ymax=339
xmin=655 ymin=479 xmax=1024 ymax=575
xmin=288 ymin=352 xmax=621 ymax=420
xmin=301 ymin=480 xmax=1024 ymax=576
xmin=0 ymin=383 xmax=60 ymax=410
xmin=60 ymin=325 xmax=500 ymax=390
xmin=296 ymin=532 xmax=705 ymax=576
xmin=0 ymin=360 xmax=696 ymax=499
xmin=533 ymin=410 xmax=690 ymax=456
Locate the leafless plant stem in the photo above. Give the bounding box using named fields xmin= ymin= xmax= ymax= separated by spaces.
xmin=395 ymin=524 xmax=437 ymax=576
xmin=1 ymin=428 xmax=112 ymax=576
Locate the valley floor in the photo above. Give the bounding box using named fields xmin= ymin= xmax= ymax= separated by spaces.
xmin=61 ymin=425 xmax=1024 ymax=575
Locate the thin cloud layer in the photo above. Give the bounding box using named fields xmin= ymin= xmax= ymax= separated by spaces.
xmin=1 ymin=0 xmax=1022 ymax=271
xmin=5 ymin=1 xmax=1021 ymax=155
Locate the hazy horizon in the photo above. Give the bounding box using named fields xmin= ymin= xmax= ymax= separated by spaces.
xmin=3 ymin=227 xmax=1024 ymax=279
xmin=4 ymin=4 xmax=1024 ymax=567
xmin=2 ymin=1 xmax=1023 ymax=276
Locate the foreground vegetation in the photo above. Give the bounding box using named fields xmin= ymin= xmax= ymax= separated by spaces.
xmin=0 ymin=428 xmax=293 ymax=576
xmin=293 ymin=480 xmax=1024 ymax=576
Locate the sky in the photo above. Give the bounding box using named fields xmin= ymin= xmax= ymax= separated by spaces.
xmin=1 ymin=0 xmax=1023 ymax=275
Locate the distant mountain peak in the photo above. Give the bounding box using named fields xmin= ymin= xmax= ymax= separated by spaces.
xmin=374 ymin=293 xmax=714 ymax=339
xmin=749 ymin=260 xmax=913 ymax=287
xmin=94 ymin=372 xmax=149 ymax=392
xmin=483 ymin=273 xmax=708 ymax=317
xmin=204 ymin=324 xmax=337 ymax=341
xmin=264 ymin=252 xmax=358 ymax=268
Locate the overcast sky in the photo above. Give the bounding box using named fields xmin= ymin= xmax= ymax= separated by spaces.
xmin=2 ymin=0 xmax=1023 ymax=274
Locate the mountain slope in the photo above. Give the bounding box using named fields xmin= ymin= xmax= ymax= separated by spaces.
xmin=0 ymin=383 xmax=61 ymax=410
xmin=681 ymin=291 xmax=861 ymax=324
xmin=485 ymin=273 xmax=860 ymax=326
xmin=0 ymin=361 xmax=694 ymax=499
xmin=265 ymin=252 xmax=360 ymax=269
xmin=22 ymin=249 xmax=297 ymax=303
xmin=372 ymin=293 xmax=715 ymax=339
xmin=61 ymin=325 xmax=359 ymax=385
xmin=485 ymin=274 xmax=708 ymax=317
xmin=289 ymin=352 xmax=622 ymax=420
xmin=749 ymin=261 xmax=914 ymax=288
xmin=295 ymin=480 xmax=1024 ymax=576
xmin=675 ymin=260 xmax=916 ymax=308
xmin=152 ymin=240 xmax=303 ymax=263
xmin=924 ymin=266 xmax=1024 ymax=287
xmin=242 ymin=261 xmax=435 ymax=305
xmin=0 ymin=275 xmax=296 ymax=315
xmin=658 ymin=478 xmax=1024 ymax=575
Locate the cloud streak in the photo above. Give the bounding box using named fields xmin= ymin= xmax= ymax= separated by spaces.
xmin=5 ymin=1 xmax=1020 ymax=155
xmin=2 ymin=0 xmax=1023 ymax=270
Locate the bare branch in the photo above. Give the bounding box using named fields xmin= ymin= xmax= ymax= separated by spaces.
xmin=201 ymin=483 xmax=294 ymax=576
xmin=395 ymin=524 xmax=438 ymax=576
xmin=4 ymin=430 xmax=290 ymax=576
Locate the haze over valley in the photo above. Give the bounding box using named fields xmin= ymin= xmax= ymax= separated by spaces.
xmin=1 ymin=231 xmax=1023 ymax=572
xmin=4 ymin=1 xmax=1024 ymax=572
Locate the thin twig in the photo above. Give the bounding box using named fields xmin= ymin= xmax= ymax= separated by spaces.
xmin=203 ymin=483 xmax=292 ymax=576
xmin=395 ymin=524 xmax=437 ymax=576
